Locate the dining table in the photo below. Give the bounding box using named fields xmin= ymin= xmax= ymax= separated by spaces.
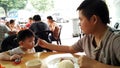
xmin=0 ymin=52 xmax=83 ymax=68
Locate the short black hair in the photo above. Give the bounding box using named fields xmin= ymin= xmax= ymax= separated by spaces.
xmin=17 ymin=29 xmax=35 ymax=42
xmin=47 ymin=16 xmax=53 ymax=20
xmin=10 ymin=19 xmax=15 ymax=24
xmin=33 ymin=15 xmax=41 ymax=21
xmin=77 ymin=0 xmax=110 ymax=24
xmin=29 ymin=17 xmax=33 ymax=20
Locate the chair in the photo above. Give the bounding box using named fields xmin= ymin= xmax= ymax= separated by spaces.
xmin=35 ymin=30 xmax=52 ymax=52
xmin=114 ymin=22 xmax=119 ymax=29
xmin=0 ymin=34 xmax=19 ymax=52
xmin=51 ymin=25 xmax=62 ymax=45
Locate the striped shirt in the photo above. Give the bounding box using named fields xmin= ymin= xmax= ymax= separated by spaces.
xmin=72 ymin=27 xmax=120 ymax=66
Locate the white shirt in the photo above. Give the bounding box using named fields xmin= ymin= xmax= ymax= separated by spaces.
xmin=8 ymin=47 xmax=35 ymax=55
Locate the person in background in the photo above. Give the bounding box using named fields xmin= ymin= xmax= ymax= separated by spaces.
xmin=38 ymin=0 xmax=120 ymax=68
xmin=0 ymin=29 xmax=37 ymax=61
xmin=29 ymin=15 xmax=50 ymax=34
xmin=29 ymin=15 xmax=51 ymax=52
xmin=9 ymin=19 xmax=17 ymax=31
xmin=5 ymin=21 xmax=10 ymax=28
xmin=26 ymin=17 xmax=33 ymax=28
xmin=47 ymin=16 xmax=57 ymax=32
xmin=0 ymin=21 xmax=11 ymax=50
xmin=47 ymin=16 xmax=60 ymax=40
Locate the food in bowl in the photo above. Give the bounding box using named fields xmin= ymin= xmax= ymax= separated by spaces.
xmin=25 ymin=59 xmax=42 ymax=68
xmin=58 ymin=59 xmax=74 ymax=68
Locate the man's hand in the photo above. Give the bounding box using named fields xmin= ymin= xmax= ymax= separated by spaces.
xmin=38 ymin=38 xmax=49 ymax=48
xmin=78 ymin=55 xmax=97 ymax=68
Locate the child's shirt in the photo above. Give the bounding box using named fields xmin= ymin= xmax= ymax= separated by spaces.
xmin=8 ymin=47 xmax=35 ymax=55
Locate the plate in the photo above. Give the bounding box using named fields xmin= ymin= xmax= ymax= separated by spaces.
xmin=44 ymin=53 xmax=79 ymax=68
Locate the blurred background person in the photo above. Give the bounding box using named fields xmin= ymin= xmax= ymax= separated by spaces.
xmin=29 ymin=15 xmax=51 ymax=52
xmin=26 ymin=17 xmax=33 ymax=28
xmin=0 ymin=21 xmax=11 ymax=50
xmin=47 ymin=16 xmax=58 ymax=32
xmin=47 ymin=16 xmax=60 ymax=41
xmin=5 ymin=21 xmax=10 ymax=28
xmin=9 ymin=19 xmax=21 ymax=32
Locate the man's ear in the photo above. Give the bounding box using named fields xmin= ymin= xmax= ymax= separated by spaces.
xmin=90 ymin=15 xmax=98 ymax=25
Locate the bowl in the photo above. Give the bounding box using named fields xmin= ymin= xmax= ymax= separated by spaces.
xmin=25 ymin=59 xmax=42 ymax=68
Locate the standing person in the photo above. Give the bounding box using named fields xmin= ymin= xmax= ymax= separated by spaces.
xmin=29 ymin=15 xmax=51 ymax=52
xmin=38 ymin=0 xmax=120 ymax=68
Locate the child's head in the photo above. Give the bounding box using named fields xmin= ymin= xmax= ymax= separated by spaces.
xmin=17 ymin=29 xmax=35 ymax=49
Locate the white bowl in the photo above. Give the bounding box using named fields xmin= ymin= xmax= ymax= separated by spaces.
xmin=25 ymin=59 xmax=42 ymax=68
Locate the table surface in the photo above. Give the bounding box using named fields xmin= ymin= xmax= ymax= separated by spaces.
xmin=0 ymin=52 xmax=80 ymax=68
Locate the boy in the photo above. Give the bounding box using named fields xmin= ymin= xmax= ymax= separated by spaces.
xmin=0 ymin=29 xmax=36 ymax=61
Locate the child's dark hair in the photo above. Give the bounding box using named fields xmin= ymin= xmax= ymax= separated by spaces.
xmin=17 ymin=29 xmax=35 ymax=42
xmin=77 ymin=0 xmax=110 ymax=24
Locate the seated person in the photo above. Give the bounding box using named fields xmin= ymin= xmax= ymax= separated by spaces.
xmin=0 ymin=29 xmax=37 ymax=61
xmin=26 ymin=17 xmax=33 ymax=28
xmin=38 ymin=0 xmax=120 ymax=68
xmin=29 ymin=15 xmax=52 ymax=52
xmin=29 ymin=15 xmax=50 ymax=42
xmin=0 ymin=21 xmax=16 ymax=50
xmin=0 ymin=34 xmax=19 ymax=52
xmin=47 ymin=16 xmax=60 ymax=40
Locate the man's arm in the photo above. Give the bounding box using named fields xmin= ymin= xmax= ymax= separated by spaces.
xmin=38 ymin=39 xmax=78 ymax=53
xmin=78 ymin=55 xmax=120 ymax=68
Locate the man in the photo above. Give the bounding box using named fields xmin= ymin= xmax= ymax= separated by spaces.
xmin=29 ymin=15 xmax=51 ymax=52
xmin=38 ymin=0 xmax=120 ymax=68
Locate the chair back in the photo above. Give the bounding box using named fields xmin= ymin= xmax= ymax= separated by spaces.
xmin=57 ymin=25 xmax=62 ymax=39
xmin=35 ymin=30 xmax=52 ymax=43
xmin=35 ymin=30 xmax=52 ymax=52
xmin=114 ymin=22 xmax=119 ymax=29
xmin=0 ymin=34 xmax=19 ymax=52
xmin=52 ymin=25 xmax=62 ymax=45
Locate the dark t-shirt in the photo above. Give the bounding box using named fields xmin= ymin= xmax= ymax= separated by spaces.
xmin=29 ymin=22 xmax=49 ymax=34
xmin=29 ymin=21 xmax=51 ymax=43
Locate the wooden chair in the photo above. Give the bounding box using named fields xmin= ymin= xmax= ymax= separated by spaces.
xmin=35 ymin=30 xmax=52 ymax=52
xmin=0 ymin=34 xmax=19 ymax=52
xmin=51 ymin=25 xmax=62 ymax=45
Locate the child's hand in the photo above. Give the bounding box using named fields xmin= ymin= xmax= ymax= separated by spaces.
xmin=10 ymin=54 xmax=21 ymax=61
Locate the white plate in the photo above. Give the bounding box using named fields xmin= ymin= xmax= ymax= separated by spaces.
xmin=44 ymin=53 xmax=79 ymax=68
